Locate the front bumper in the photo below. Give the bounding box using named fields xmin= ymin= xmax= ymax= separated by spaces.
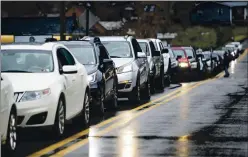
xmin=17 ymin=95 xmax=57 ymax=128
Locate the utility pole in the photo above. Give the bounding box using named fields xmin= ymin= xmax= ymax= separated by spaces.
xmin=60 ymin=1 xmax=66 ymax=40
xmin=85 ymin=2 xmax=90 ymax=36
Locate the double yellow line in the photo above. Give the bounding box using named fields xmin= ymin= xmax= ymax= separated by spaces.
xmin=29 ymin=50 xmax=248 ymax=157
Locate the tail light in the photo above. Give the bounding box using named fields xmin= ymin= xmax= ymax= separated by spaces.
xmin=178 ymin=58 xmax=191 ymax=68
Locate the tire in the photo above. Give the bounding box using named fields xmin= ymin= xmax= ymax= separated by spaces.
xmin=53 ymin=98 xmax=66 ymax=138
xmin=157 ymin=68 xmax=165 ymax=91
xmin=82 ymin=91 xmax=90 ymax=127
xmin=97 ymin=88 xmax=105 ymax=115
xmin=108 ymin=79 xmax=118 ymax=110
xmin=141 ymin=77 xmax=151 ymax=101
xmin=128 ymin=77 xmax=141 ymax=105
xmin=4 ymin=107 xmax=17 ymax=155
xmin=150 ymin=74 xmax=156 ymax=94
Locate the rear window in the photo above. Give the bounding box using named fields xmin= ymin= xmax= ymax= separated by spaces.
xmin=138 ymin=42 xmax=150 ymax=56
xmin=184 ymin=48 xmax=195 ymax=58
xmin=172 ymin=49 xmax=186 ymax=57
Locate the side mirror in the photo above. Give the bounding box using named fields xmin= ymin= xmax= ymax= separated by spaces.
xmin=62 ymin=65 xmax=78 ymax=74
xmin=187 ymin=56 xmax=193 ymax=59
xmin=153 ymin=50 xmax=161 ymax=57
xmin=161 ymin=49 xmax=168 ymax=54
xmin=176 ymin=55 xmax=182 ymax=60
xmin=103 ymin=58 xmax=113 ymax=63
xmin=137 ymin=52 xmax=146 ymax=58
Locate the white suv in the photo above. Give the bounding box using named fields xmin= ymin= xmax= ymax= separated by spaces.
xmin=149 ymin=38 xmax=171 ymax=84
xmin=83 ymin=36 xmax=150 ymax=104
xmin=1 ymin=42 xmax=90 ymax=137
xmin=1 ymin=74 xmax=17 ymax=154
xmin=137 ymin=39 xmax=165 ymax=93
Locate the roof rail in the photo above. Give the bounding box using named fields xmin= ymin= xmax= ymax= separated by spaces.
xmin=45 ymin=38 xmax=58 ymax=42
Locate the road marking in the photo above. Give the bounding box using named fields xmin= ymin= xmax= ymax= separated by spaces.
xmin=29 ymin=51 xmax=248 ymax=157
xmin=28 ymin=83 xmax=198 ymax=157
xmin=51 ymin=79 xmax=212 ymax=156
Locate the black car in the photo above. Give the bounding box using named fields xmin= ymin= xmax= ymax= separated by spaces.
xmin=58 ymin=37 xmax=118 ymax=114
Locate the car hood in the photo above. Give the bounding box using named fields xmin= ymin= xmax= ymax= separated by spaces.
xmin=84 ymin=64 xmax=98 ymax=75
xmin=112 ymin=58 xmax=134 ymax=68
xmin=2 ymin=73 xmax=57 ymax=92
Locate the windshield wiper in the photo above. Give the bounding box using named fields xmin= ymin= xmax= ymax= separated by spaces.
xmin=110 ymin=56 xmax=122 ymax=58
xmin=1 ymin=70 xmax=33 ymax=73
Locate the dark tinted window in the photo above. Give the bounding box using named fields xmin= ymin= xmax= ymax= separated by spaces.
xmin=149 ymin=41 xmax=156 ymax=56
xmin=98 ymin=45 xmax=110 ymax=59
xmin=132 ymin=38 xmax=142 ymax=54
xmin=57 ymin=48 xmax=75 ymax=68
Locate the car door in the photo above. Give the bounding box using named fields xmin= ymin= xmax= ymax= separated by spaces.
xmin=132 ymin=39 xmax=147 ymax=85
xmin=98 ymin=44 xmax=115 ymax=97
xmin=0 ymin=76 xmax=10 ymax=138
xmin=57 ymin=48 xmax=82 ymax=118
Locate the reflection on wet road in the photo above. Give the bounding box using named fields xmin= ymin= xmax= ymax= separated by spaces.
xmin=5 ymin=49 xmax=248 ymax=157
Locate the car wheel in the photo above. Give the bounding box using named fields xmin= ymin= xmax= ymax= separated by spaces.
xmin=142 ymin=76 xmax=151 ymax=101
xmin=157 ymin=69 xmax=165 ymax=90
xmin=129 ymin=77 xmax=141 ymax=105
xmin=5 ymin=108 xmax=17 ymax=155
xmin=98 ymin=88 xmax=105 ymax=115
xmin=53 ymin=98 xmax=65 ymax=137
xmin=150 ymin=75 xmax=156 ymax=94
xmin=108 ymin=80 xmax=118 ymax=110
xmin=82 ymin=91 xmax=90 ymax=127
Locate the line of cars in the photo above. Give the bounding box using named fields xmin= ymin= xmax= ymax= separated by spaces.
xmin=0 ymin=35 xmax=171 ymax=155
xmin=1 ymin=35 xmax=244 ymax=155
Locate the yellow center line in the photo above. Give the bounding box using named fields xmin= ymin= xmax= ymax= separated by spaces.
xmin=29 ymin=50 xmax=248 ymax=157
xmin=28 ymin=83 xmax=198 ymax=157
xmin=52 ymin=79 xmax=211 ymax=156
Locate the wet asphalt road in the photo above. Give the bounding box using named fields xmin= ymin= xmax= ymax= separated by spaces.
xmin=2 ymin=43 xmax=248 ymax=157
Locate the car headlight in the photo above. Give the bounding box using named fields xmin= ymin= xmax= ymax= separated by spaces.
xmin=117 ymin=64 xmax=132 ymax=73
xmin=20 ymin=88 xmax=51 ymax=102
xmin=88 ymin=72 xmax=97 ymax=83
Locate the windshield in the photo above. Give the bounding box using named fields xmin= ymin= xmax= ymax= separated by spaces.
xmin=184 ymin=48 xmax=195 ymax=58
xmin=172 ymin=49 xmax=186 ymax=57
xmin=138 ymin=42 xmax=150 ymax=56
xmin=65 ymin=45 xmax=96 ymax=65
xmin=1 ymin=49 xmax=54 ymax=73
xmin=102 ymin=41 xmax=132 ymax=58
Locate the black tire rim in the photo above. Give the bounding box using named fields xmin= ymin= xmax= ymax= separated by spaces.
xmin=9 ymin=113 xmax=17 ymax=151
xmin=84 ymin=93 xmax=90 ymax=124
xmin=58 ymin=101 xmax=65 ymax=135
xmin=113 ymin=82 xmax=118 ymax=107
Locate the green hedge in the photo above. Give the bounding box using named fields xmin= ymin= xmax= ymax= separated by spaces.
xmin=172 ymin=26 xmax=217 ymax=49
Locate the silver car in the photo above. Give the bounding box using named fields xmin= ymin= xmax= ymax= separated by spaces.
xmin=137 ymin=39 xmax=165 ymax=94
xmin=84 ymin=36 xmax=150 ymax=104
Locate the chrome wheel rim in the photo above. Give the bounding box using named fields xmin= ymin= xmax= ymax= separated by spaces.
xmin=84 ymin=93 xmax=90 ymax=124
xmin=58 ymin=101 xmax=65 ymax=134
xmin=9 ymin=114 xmax=17 ymax=150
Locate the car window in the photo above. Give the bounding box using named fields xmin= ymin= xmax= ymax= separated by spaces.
xmin=132 ymin=38 xmax=142 ymax=54
xmin=65 ymin=45 xmax=96 ymax=65
xmin=184 ymin=48 xmax=195 ymax=58
xmin=1 ymin=49 xmax=54 ymax=73
xmin=172 ymin=49 xmax=186 ymax=57
xmin=102 ymin=41 xmax=132 ymax=58
xmin=149 ymin=41 xmax=157 ymax=56
xmin=57 ymin=48 xmax=76 ymax=69
xmin=138 ymin=42 xmax=150 ymax=56
xmin=159 ymin=42 xmax=164 ymax=51
xmin=98 ymin=45 xmax=110 ymax=59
